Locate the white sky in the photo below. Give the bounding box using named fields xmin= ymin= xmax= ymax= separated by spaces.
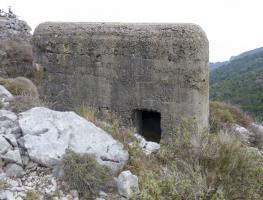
xmin=1 ymin=0 xmax=263 ymax=62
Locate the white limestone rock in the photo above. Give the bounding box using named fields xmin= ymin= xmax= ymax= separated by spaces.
xmin=3 ymin=133 xmax=18 ymax=147
xmin=116 ymin=170 xmax=138 ymax=197
xmin=5 ymin=163 xmax=24 ymax=177
xmin=233 ymin=124 xmax=253 ymax=144
xmin=0 ymin=135 xmax=11 ymax=154
xmin=249 ymin=123 xmax=263 ymax=148
xmin=0 ymin=85 xmax=14 ymax=110
xmin=0 ymin=110 xmax=20 ymax=136
xmin=0 ymin=191 xmax=7 ymax=200
xmin=2 ymin=149 xmax=23 ymax=165
xmin=18 ymin=107 xmax=129 ymax=171
xmin=143 ymin=141 xmax=160 ymax=155
xmin=132 ymin=134 xmax=160 ymax=155
xmin=0 ymin=190 xmax=15 ymax=200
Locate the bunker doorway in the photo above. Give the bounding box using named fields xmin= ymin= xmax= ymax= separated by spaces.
xmin=133 ymin=110 xmax=161 ymax=143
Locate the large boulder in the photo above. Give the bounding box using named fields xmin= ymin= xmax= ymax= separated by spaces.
xmin=18 ymin=107 xmax=129 ymax=171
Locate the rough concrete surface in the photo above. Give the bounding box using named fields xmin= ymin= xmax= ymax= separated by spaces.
xmin=32 ymin=22 xmax=209 ymax=138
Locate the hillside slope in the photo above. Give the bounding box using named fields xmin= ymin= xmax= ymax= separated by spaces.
xmin=210 ymin=51 xmax=263 ymax=121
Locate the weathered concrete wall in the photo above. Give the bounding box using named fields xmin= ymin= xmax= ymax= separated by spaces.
xmin=32 ymin=22 xmax=209 ymax=138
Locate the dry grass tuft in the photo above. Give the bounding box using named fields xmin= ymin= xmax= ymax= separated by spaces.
xmin=61 ymin=150 xmax=115 ymax=199
xmin=0 ymin=76 xmax=39 ymax=98
xmin=9 ymin=93 xmax=49 ymax=113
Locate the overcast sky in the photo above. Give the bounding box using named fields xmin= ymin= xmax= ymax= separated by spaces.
xmin=1 ymin=0 xmax=263 ymax=62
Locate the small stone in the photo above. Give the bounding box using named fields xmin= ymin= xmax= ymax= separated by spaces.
xmin=98 ymin=191 xmax=107 ymax=197
xmin=143 ymin=142 xmax=160 ymax=155
xmin=70 ymin=190 xmax=79 ymax=198
xmin=133 ymin=134 xmax=160 ymax=155
xmin=117 ymin=170 xmax=138 ymax=197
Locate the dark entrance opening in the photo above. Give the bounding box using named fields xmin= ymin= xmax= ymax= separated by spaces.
xmin=133 ymin=110 xmax=161 ymax=143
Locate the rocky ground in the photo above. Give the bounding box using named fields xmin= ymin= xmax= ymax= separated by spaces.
xmin=0 ymin=84 xmax=163 ymax=199
xmin=1 ymin=82 xmax=263 ymax=200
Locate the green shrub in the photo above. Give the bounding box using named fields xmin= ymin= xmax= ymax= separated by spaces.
xmin=209 ymin=101 xmax=252 ymax=133
xmin=61 ymin=150 xmax=114 ymax=198
xmin=0 ymin=77 xmax=39 ymax=97
xmin=25 ymin=191 xmax=40 ymax=200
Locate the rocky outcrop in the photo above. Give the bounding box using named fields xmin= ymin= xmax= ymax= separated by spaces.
xmin=0 ymin=84 xmax=130 ymax=198
xmin=0 ymin=84 xmax=129 ymax=174
xmin=0 ymin=15 xmax=33 ymax=77
xmin=0 ymin=16 xmax=31 ymax=41
xmin=0 ymin=107 xmax=129 ymax=174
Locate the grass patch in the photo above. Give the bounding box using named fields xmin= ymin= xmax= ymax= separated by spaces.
xmin=25 ymin=191 xmax=40 ymax=200
xmin=75 ymin=103 xmax=98 ymax=124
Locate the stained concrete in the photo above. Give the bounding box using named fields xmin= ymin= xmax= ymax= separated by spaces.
xmin=32 ymin=22 xmax=209 ymax=138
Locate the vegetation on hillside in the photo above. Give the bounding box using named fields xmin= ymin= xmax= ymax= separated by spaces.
xmin=210 ymin=50 xmax=263 ymax=121
xmin=73 ymin=105 xmax=263 ymax=200
xmin=209 ymin=101 xmax=252 ymax=133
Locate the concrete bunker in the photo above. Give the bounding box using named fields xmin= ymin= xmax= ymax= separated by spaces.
xmin=133 ymin=109 xmax=162 ymax=142
xmin=32 ymin=22 xmax=209 ymax=139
